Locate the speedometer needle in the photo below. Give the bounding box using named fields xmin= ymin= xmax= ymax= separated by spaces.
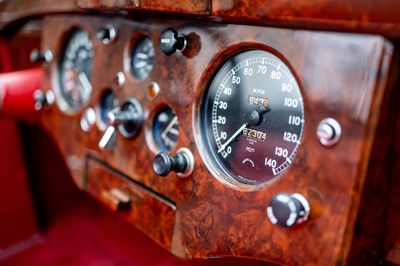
xmin=218 ymin=123 xmax=248 ymax=153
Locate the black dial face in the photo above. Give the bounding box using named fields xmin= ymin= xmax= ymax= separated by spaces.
xmin=153 ymin=107 xmax=179 ymax=151
xmin=131 ymin=37 xmax=154 ymax=80
xmin=59 ymin=29 xmax=93 ymax=112
xmin=201 ymin=50 xmax=305 ymax=187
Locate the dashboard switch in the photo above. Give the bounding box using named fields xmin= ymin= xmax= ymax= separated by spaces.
xmin=267 ymin=193 xmax=310 ymax=227
xmin=98 ymin=99 xmax=143 ymax=150
xmin=97 ymin=24 xmax=116 ymax=45
xmin=33 ymin=90 xmax=54 ymax=111
xmin=317 ymin=118 xmax=342 ymax=146
xmin=159 ymin=28 xmax=187 ymax=55
xmin=30 ymin=49 xmax=53 ymax=63
xmin=153 ymin=148 xmax=194 ymax=177
xmin=99 ymin=126 xmax=117 ymax=150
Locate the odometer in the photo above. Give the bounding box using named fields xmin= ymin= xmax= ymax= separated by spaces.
xmin=200 ymin=50 xmax=304 ymax=189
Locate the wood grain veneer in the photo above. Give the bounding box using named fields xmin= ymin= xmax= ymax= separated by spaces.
xmin=4 ymin=0 xmax=400 ymax=38
xmin=76 ymin=0 xmax=210 ymax=15
xmin=39 ymin=15 xmax=397 ymax=265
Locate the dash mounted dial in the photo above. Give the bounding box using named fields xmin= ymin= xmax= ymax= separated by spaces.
xmin=131 ymin=36 xmax=154 ymax=80
xmin=200 ymin=50 xmax=305 ymax=189
xmin=58 ymin=29 xmax=94 ymax=113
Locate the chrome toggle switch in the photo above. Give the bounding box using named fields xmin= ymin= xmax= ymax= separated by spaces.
xmin=98 ymin=99 xmax=143 ymax=150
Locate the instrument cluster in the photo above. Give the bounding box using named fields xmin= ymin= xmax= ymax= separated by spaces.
xmin=41 ymin=15 xmax=391 ymax=264
xmin=53 ymin=25 xmax=307 ymax=192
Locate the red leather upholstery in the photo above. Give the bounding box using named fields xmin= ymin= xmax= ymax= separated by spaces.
xmin=0 ymin=68 xmax=41 ymax=122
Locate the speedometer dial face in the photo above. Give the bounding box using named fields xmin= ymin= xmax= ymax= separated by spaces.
xmin=201 ymin=50 xmax=304 ymax=188
xmin=59 ymin=29 xmax=93 ymax=113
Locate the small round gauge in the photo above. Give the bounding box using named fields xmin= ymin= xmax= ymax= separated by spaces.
xmin=200 ymin=49 xmax=305 ymax=189
xmin=131 ymin=37 xmax=154 ymax=80
xmin=58 ymin=29 xmax=94 ymax=113
xmin=153 ymin=107 xmax=179 ymax=151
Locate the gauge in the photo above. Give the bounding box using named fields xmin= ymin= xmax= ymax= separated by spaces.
xmin=153 ymin=107 xmax=179 ymax=151
xmin=131 ymin=37 xmax=154 ymax=80
xmin=58 ymin=29 xmax=94 ymax=113
xmin=200 ymin=50 xmax=304 ymax=188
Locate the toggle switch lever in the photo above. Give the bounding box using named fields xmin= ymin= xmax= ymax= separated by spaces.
xmin=98 ymin=124 xmax=117 ymax=150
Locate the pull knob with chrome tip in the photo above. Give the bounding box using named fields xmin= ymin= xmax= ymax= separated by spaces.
xmin=316 ymin=118 xmax=341 ymax=146
xmin=97 ymin=24 xmax=116 ymax=45
xmin=33 ymin=90 xmax=54 ymax=111
xmin=267 ymin=193 xmax=310 ymax=227
xmin=30 ymin=49 xmax=53 ymax=63
xmin=159 ymin=28 xmax=187 ymax=55
xmin=153 ymin=148 xmax=194 ymax=178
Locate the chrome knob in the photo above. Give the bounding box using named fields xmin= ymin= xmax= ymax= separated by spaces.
xmin=316 ymin=118 xmax=342 ymax=146
xmin=267 ymin=193 xmax=310 ymax=227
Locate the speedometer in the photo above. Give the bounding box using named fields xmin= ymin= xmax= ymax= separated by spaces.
xmin=200 ymin=50 xmax=304 ymax=189
xmin=58 ymin=29 xmax=93 ymax=113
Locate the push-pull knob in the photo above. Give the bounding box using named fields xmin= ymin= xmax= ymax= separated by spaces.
xmin=153 ymin=148 xmax=194 ymax=178
xmin=33 ymin=90 xmax=54 ymax=110
xmin=159 ymin=28 xmax=187 ymax=55
xmin=30 ymin=49 xmax=53 ymax=63
xmin=99 ymin=99 xmax=143 ymax=150
xmin=316 ymin=118 xmax=342 ymax=146
xmin=267 ymin=193 xmax=310 ymax=227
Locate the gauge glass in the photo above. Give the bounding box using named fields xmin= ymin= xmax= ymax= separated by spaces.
xmin=201 ymin=50 xmax=304 ymax=188
xmin=59 ymin=29 xmax=94 ymax=113
xmin=153 ymin=107 xmax=179 ymax=151
xmin=131 ymin=37 xmax=154 ymax=80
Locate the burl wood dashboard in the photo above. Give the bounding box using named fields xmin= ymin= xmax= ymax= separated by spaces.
xmin=32 ymin=8 xmax=400 ymax=266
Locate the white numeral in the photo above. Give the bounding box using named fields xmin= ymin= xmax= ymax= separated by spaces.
xmin=275 ymin=147 xmax=288 ymax=157
xmin=244 ymin=68 xmax=253 ymax=76
xmin=288 ymin=115 xmax=301 ymax=126
xmin=232 ymin=76 xmax=241 ymax=84
xmin=281 ymin=83 xmax=292 ymax=92
xmin=217 ymin=116 xmax=226 ymax=124
xmin=219 ymin=101 xmax=228 ymax=109
xmin=265 ymin=158 xmax=277 ymax=168
xmin=271 ymin=71 xmax=281 ymax=80
xmin=284 ymin=97 xmax=298 ymax=108
xmin=283 ymin=132 xmax=298 ymax=143
xmin=257 ymin=65 xmax=267 ymax=74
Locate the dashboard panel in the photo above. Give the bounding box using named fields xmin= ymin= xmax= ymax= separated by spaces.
xmin=36 ymin=14 xmax=398 ymax=265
